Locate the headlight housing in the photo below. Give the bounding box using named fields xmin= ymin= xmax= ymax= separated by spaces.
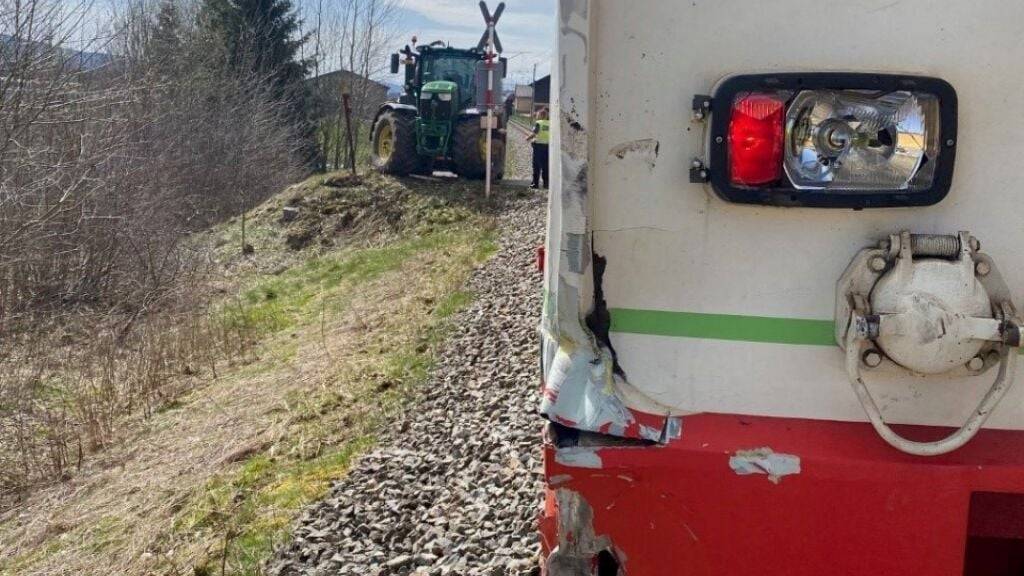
xmin=705 ymin=73 xmax=957 ymax=208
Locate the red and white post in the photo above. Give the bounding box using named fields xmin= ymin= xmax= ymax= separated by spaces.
xmin=483 ymin=29 xmax=491 ymax=196
xmin=484 ymin=24 xmax=495 ymax=198
xmin=479 ymin=2 xmax=504 ymax=198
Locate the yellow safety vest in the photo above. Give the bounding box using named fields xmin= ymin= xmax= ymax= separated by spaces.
xmin=535 ymin=120 xmax=551 ymax=145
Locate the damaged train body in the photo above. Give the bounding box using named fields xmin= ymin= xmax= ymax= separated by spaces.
xmin=539 ymin=1 xmax=1024 ymax=574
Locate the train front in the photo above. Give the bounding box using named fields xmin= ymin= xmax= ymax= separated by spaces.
xmin=538 ymin=2 xmax=1024 ymax=575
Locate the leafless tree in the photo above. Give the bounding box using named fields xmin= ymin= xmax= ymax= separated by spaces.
xmin=303 ymin=0 xmax=400 ymax=170
xmin=0 ymin=0 xmax=307 ymax=497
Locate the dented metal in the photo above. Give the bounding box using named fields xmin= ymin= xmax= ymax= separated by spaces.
xmin=539 ymin=0 xmax=679 ymax=444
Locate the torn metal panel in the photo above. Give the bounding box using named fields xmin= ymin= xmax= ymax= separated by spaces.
xmin=729 ymin=447 xmax=801 ymax=484
xmin=563 ymin=233 xmax=588 ymax=274
xmin=584 ymin=253 xmax=622 ymax=378
xmin=541 ymin=441 xmax=710 ymax=575
xmin=539 ymin=0 xmax=680 ymax=444
xmin=664 ymin=417 xmax=683 ymax=440
xmin=541 ymin=413 xmax=1024 ymax=573
xmin=539 ymin=320 xmax=633 ymax=434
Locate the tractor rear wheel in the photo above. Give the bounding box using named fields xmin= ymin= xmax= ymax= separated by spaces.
xmin=372 ymin=110 xmax=420 ymax=176
xmin=452 ymin=117 xmax=505 ymax=180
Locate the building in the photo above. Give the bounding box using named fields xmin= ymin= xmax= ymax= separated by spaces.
xmin=513 ymin=74 xmax=551 ymax=115
xmin=531 ymin=74 xmax=550 ymax=109
xmin=513 ymin=83 xmax=534 ymax=114
xmin=307 ymin=69 xmax=389 ymax=121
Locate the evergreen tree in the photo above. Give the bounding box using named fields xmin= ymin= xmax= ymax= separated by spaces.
xmin=199 ymin=0 xmax=310 ymax=93
xmin=199 ymin=0 xmax=317 ymax=168
xmin=147 ymin=0 xmax=182 ymax=74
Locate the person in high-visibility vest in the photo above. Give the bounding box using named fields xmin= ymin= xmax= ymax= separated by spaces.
xmin=527 ymin=108 xmax=550 ymax=189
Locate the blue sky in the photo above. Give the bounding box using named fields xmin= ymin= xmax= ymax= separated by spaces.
xmin=392 ymin=0 xmax=555 ymax=87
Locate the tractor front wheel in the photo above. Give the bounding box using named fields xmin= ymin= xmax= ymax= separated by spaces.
xmin=372 ymin=110 xmax=420 ymax=176
xmin=452 ymin=117 xmax=505 ymax=180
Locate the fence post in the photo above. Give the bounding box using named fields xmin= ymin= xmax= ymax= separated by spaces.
xmin=342 ymin=93 xmax=357 ymax=177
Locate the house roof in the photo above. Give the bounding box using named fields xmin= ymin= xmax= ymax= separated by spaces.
xmin=306 ymin=69 xmax=388 ymax=92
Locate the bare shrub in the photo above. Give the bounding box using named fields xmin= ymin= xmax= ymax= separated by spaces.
xmin=0 ymin=0 xmax=309 ymax=501
xmin=304 ymin=0 xmax=400 ymax=170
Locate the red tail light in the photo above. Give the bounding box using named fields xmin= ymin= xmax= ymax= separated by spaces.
xmin=728 ymin=93 xmax=785 ymax=186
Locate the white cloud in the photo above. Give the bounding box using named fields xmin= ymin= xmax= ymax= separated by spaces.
xmin=403 ymin=0 xmax=552 ymax=33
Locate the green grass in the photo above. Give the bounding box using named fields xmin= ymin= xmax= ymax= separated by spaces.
xmin=434 ymin=289 xmax=474 ymax=321
xmin=2 ymin=515 xmax=127 ymax=574
xmin=166 ymin=219 xmax=498 ymax=576
xmin=230 ymin=228 xmax=487 ymax=336
xmin=172 ymin=438 xmax=374 ymax=576
xmin=82 ymin=516 xmax=126 ymax=554
xmin=214 ymin=213 xmax=283 ymax=257
xmin=1 ymin=539 xmax=67 ymax=575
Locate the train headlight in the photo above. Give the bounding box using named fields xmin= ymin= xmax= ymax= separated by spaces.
xmin=784 ymin=90 xmax=938 ymax=191
xmin=704 ymin=73 xmax=957 ymax=208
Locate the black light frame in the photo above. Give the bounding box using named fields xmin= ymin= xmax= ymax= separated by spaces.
xmin=707 ymin=73 xmax=958 ymax=209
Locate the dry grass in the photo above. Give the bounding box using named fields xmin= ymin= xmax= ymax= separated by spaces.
xmin=0 ymin=171 xmax=520 ymax=576
xmin=0 ymin=289 xmax=271 ymax=502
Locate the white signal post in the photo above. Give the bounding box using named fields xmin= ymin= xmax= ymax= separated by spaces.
xmin=479 ymin=2 xmax=504 ymax=198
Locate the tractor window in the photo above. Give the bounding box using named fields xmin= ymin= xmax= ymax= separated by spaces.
xmin=421 ymin=57 xmax=478 ymax=104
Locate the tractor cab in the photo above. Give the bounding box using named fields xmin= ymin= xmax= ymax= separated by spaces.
xmin=411 ymin=46 xmax=480 ymax=111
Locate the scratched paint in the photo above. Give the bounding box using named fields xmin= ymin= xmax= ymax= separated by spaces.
xmin=555 ymin=446 xmax=604 ymax=469
xmin=729 ymin=447 xmax=801 ymax=484
xmin=548 ymin=474 xmax=574 ymax=486
xmin=545 ymin=488 xmax=616 ymax=575
xmin=607 ymin=138 xmax=660 ymax=170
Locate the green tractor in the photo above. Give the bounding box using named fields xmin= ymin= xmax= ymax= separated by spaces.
xmin=371 ymin=42 xmax=507 ymax=179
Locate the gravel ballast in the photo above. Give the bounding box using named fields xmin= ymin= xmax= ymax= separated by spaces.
xmin=269 ymin=190 xmax=547 ymax=576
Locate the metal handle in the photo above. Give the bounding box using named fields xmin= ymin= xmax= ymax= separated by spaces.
xmin=845 ymin=313 xmax=1018 ymax=456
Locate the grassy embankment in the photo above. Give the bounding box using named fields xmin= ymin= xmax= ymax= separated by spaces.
xmin=0 ymin=172 xmax=523 ymax=576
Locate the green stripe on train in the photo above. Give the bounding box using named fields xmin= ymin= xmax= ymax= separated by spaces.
xmin=608 ymin=308 xmax=837 ymax=346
